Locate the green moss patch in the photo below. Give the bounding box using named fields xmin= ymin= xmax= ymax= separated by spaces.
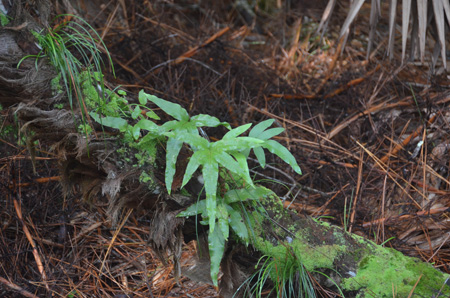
xmin=342 ymin=246 xmax=450 ymax=297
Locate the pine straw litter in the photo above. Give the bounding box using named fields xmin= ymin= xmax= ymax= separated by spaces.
xmin=1 ymin=0 xmax=450 ymax=296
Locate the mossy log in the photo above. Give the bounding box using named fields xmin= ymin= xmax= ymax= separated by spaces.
xmin=238 ymin=188 xmax=450 ymax=297
xmin=1 ymin=3 xmax=450 ymax=298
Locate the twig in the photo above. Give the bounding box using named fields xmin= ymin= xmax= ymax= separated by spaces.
xmin=141 ymin=26 xmax=229 ymax=80
xmin=9 ymin=176 xmax=60 ymax=188
xmin=173 ymin=27 xmax=230 ymax=65
xmin=0 ymin=276 xmax=39 ymax=298
xmin=379 ymin=113 xmax=438 ymax=163
xmin=100 ymin=209 xmax=133 ymax=273
xmin=248 ymin=157 xmax=296 ymax=185
xmin=348 ymin=149 xmax=363 ymax=233
xmin=427 ymin=233 xmax=450 ymax=263
xmin=323 ymin=64 xmax=381 ymax=99
xmin=270 ymin=64 xmax=381 ymax=100
xmin=149 ymin=57 xmax=222 ymax=76
xmin=356 ymin=140 xmax=424 ymax=209
xmin=249 ymin=104 xmax=354 ymax=151
xmin=362 ymin=206 xmax=450 ymax=228
xmin=12 ymin=164 xmax=50 ymax=290
xmin=407 ymin=274 xmax=423 ymax=298
xmin=311 ymin=184 xmax=350 ymax=217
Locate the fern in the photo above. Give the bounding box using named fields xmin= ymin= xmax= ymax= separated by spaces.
xmin=92 ymin=90 xmax=302 ymax=285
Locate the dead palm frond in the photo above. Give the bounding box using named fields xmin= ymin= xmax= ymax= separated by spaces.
xmin=318 ymin=0 xmax=450 ymax=70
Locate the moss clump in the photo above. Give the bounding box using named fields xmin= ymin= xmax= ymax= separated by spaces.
xmin=80 ymin=70 xmax=129 ymax=117
xmin=138 ymin=171 xmax=160 ymax=194
xmin=78 ymin=71 xmax=163 ymax=194
xmin=77 ymin=123 xmax=93 ymax=135
xmin=249 ymin=191 xmax=348 ymax=272
xmin=342 ymin=246 xmax=450 ymax=297
xmin=255 ymin=236 xmax=346 ymax=272
xmin=50 ymin=73 xmax=63 ymax=95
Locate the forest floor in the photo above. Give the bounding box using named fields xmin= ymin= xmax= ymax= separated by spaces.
xmin=1 ymin=1 xmax=450 ymax=297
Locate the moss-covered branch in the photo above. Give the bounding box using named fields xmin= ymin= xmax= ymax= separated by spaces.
xmin=241 ymin=187 xmax=450 ymax=297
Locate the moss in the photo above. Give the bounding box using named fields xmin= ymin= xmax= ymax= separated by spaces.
xmin=342 ymin=246 xmax=450 ymax=297
xmin=114 ymin=143 xmax=159 ymax=191
xmin=139 ymin=171 xmax=153 ymax=184
xmin=78 ymin=70 xmax=161 ymax=178
xmin=50 ymin=73 xmax=63 ymax=95
xmin=249 ymin=190 xmax=347 ymax=273
xmin=0 ymin=10 xmax=11 ymax=26
xmin=77 ymin=123 xmax=93 ymax=135
xmin=253 ymin=233 xmax=345 ymax=272
xmin=80 ymin=70 xmax=129 ymax=117
xmin=80 ymin=71 xmax=103 ymax=110
xmin=317 ymin=219 xmax=331 ymax=227
xmin=134 ymin=148 xmax=157 ymax=168
xmin=79 ymin=72 xmax=161 ymax=175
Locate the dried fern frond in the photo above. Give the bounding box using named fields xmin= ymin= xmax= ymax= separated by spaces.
xmin=318 ymin=0 xmax=450 ymax=69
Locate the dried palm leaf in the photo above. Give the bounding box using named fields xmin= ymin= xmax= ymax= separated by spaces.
xmin=317 ymin=0 xmax=338 ymax=39
xmin=319 ymin=0 xmax=450 ymax=69
xmin=432 ymin=0 xmax=446 ymax=68
xmin=339 ymin=0 xmax=365 ymax=40
xmin=402 ymin=0 xmax=412 ymax=61
xmin=417 ymin=0 xmax=428 ymax=62
xmin=368 ymin=0 xmax=381 ymax=58
xmin=388 ymin=0 xmax=398 ymax=59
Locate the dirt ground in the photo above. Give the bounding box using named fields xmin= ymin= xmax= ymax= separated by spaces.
xmin=1 ymin=0 xmax=450 ymax=297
